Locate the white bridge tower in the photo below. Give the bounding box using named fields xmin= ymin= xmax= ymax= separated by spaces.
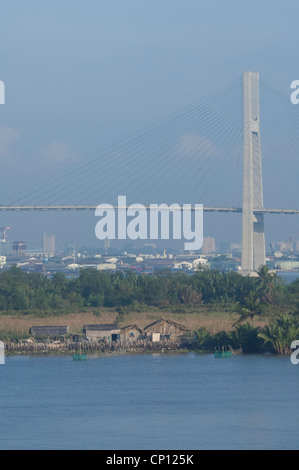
xmin=242 ymin=71 xmax=266 ymax=273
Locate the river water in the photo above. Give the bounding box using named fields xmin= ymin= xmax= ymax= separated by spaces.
xmin=278 ymin=271 xmax=299 ymax=284
xmin=0 ymin=353 xmax=298 ymax=450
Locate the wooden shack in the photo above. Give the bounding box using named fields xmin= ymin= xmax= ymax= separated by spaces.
xmin=29 ymin=326 xmax=69 ymax=338
xmin=144 ymin=318 xmax=188 ymax=341
xmin=83 ymin=324 xmax=120 ymax=342
xmin=120 ymin=324 xmax=143 ymax=344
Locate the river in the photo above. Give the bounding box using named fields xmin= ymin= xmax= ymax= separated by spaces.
xmin=278 ymin=271 xmax=299 ymax=284
xmin=0 ymin=353 xmax=298 ymax=450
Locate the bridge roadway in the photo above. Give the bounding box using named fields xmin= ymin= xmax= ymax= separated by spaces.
xmin=0 ymin=205 xmax=298 ymax=214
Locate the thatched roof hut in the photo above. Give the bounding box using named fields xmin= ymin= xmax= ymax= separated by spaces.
xmin=120 ymin=324 xmax=144 ymax=343
xmin=144 ymin=318 xmax=188 ymax=339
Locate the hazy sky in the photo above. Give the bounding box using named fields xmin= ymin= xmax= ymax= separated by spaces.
xmin=0 ymin=0 xmax=299 ymax=249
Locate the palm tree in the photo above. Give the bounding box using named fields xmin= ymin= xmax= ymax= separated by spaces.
xmin=230 ymin=323 xmax=263 ymax=354
xmin=194 ymin=328 xmax=212 ymax=350
xmin=258 ymin=314 xmax=299 ymax=354
xmin=233 ymin=290 xmax=264 ymax=327
xmin=256 ymin=265 xmax=278 ymax=304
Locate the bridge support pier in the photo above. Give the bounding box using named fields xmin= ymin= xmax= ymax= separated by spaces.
xmin=241 ymin=71 xmax=266 ymax=275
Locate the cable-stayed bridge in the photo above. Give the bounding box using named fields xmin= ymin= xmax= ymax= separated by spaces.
xmin=1 ymin=71 xmax=299 ymax=273
xmin=0 ymin=205 xmax=298 ymax=215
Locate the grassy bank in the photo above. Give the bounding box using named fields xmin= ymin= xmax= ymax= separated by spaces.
xmin=0 ymin=305 xmax=269 ymax=339
xmin=2 ymin=308 xmax=297 ymax=356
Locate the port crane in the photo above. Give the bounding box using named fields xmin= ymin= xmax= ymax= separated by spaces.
xmin=0 ymin=226 xmax=12 ymax=243
xmin=0 ymin=226 xmax=12 ymax=256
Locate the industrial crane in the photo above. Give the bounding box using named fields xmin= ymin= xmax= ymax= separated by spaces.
xmin=0 ymin=226 xmax=12 ymax=243
xmin=0 ymin=226 xmax=12 ymax=256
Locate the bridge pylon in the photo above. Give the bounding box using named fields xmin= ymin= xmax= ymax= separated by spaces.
xmin=241 ymin=71 xmax=266 ymax=274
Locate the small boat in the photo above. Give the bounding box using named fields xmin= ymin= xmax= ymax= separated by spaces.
xmin=214 ymin=348 xmax=232 ymax=358
xmin=73 ymin=344 xmax=87 ymax=361
xmin=73 ymin=353 xmax=87 ymax=361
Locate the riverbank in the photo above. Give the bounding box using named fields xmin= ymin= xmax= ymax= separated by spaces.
xmin=4 ymin=338 xmax=191 ymax=357
xmin=1 ymin=305 xmax=296 ymax=357
xmin=0 ymin=305 xmax=269 ymax=338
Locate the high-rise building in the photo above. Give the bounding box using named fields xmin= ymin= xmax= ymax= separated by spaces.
xmin=43 ymin=233 xmax=55 ymax=255
xmin=12 ymin=241 xmax=27 ymax=257
xmin=230 ymin=242 xmax=242 ymax=254
xmin=202 ymin=237 xmax=216 ymax=255
xmin=104 ymin=238 xmax=110 ymax=254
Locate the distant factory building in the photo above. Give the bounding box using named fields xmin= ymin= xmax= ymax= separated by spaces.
xmin=192 ymin=258 xmax=208 ymax=269
xmin=43 ymin=233 xmax=55 ymax=255
xmin=12 ymin=241 xmax=27 ymax=257
xmin=174 ymin=261 xmax=193 ymax=270
xmin=96 ymin=263 xmax=117 ymax=271
xmin=275 ymin=260 xmax=299 ymax=270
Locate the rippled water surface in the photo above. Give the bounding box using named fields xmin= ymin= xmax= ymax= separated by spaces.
xmin=0 ymin=353 xmax=298 ymax=450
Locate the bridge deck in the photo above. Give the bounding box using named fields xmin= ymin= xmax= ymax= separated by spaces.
xmin=0 ymin=205 xmax=298 ymax=214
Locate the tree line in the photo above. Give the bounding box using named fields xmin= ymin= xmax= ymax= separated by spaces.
xmin=0 ymin=265 xmax=299 ymax=354
xmin=0 ymin=265 xmax=297 ymax=316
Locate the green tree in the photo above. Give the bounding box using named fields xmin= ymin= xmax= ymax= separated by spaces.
xmin=258 ymin=314 xmax=299 ymax=354
xmin=233 ymin=290 xmax=264 ymax=327
xmin=256 ymin=265 xmax=278 ymax=304
xmin=230 ymin=323 xmax=263 ymax=353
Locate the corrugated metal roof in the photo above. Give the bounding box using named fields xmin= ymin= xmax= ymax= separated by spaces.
xmin=83 ymin=324 xmax=119 ymax=331
xmin=30 ymin=326 xmax=69 ymax=336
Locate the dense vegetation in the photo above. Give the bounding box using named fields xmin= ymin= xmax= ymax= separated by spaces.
xmin=0 ymin=265 xmax=299 ymax=354
xmin=0 ymin=265 xmax=297 ymax=312
xmin=194 ymin=315 xmax=299 ymax=355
